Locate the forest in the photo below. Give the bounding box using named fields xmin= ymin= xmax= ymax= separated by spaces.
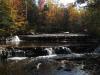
xmin=0 ymin=0 xmax=100 ymax=36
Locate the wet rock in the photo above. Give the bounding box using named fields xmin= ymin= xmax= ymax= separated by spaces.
xmin=63 ymin=68 xmax=72 ymax=71
xmin=54 ymin=47 xmax=72 ymax=54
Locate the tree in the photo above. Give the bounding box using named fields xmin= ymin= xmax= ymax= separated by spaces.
xmin=0 ymin=0 xmax=12 ymax=29
xmin=5 ymin=0 xmax=28 ymax=35
xmin=67 ymin=5 xmax=84 ymax=32
xmin=83 ymin=0 xmax=100 ymax=36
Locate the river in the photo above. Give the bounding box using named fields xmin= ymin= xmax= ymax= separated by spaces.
xmin=0 ymin=35 xmax=99 ymax=75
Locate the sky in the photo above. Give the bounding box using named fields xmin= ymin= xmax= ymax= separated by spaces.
xmin=35 ymin=0 xmax=76 ymax=5
xmin=35 ymin=0 xmax=88 ymax=8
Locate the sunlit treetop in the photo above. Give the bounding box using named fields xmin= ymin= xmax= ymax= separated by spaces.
xmin=35 ymin=0 xmax=90 ymax=8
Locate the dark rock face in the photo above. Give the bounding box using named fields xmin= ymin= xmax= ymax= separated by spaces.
xmin=54 ymin=47 xmax=72 ymax=54
xmin=25 ymin=48 xmax=49 ymax=57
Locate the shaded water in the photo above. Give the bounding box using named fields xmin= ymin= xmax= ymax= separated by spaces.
xmin=0 ymin=59 xmax=90 ymax=75
xmin=0 ymin=52 xmax=100 ymax=75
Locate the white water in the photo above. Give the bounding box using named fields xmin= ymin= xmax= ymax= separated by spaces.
xmin=6 ymin=35 xmax=20 ymax=42
xmin=8 ymin=57 xmax=27 ymax=61
xmin=44 ymin=48 xmax=54 ymax=55
xmin=6 ymin=36 xmax=21 ymax=46
xmin=11 ymin=36 xmax=20 ymax=42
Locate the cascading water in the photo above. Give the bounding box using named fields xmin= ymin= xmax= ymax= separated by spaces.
xmin=44 ymin=47 xmax=72 ymax=55
xmin=6 ymin=35 xmax=21 ymax=46
xmin=6 ymin=35 xmax=20 ymax=42
xmin=11 ymin=36 xmax=20 ymax=42
xmin=44 ymin=48 xmax=54 ymax=55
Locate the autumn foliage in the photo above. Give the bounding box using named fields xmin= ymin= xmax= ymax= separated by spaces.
xmin=0 ymin=0 xmax=100 ymax=35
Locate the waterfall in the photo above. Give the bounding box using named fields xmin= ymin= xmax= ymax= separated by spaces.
xmin=6 ymin=35 xmax=21 ymax=42
xmin=44 ymin=48 xmax=54 ymax=55
xmin=11 ymin=36 xmax=20 ymax=42
xmin=6 ymin=35 xmax=21 ymax=46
